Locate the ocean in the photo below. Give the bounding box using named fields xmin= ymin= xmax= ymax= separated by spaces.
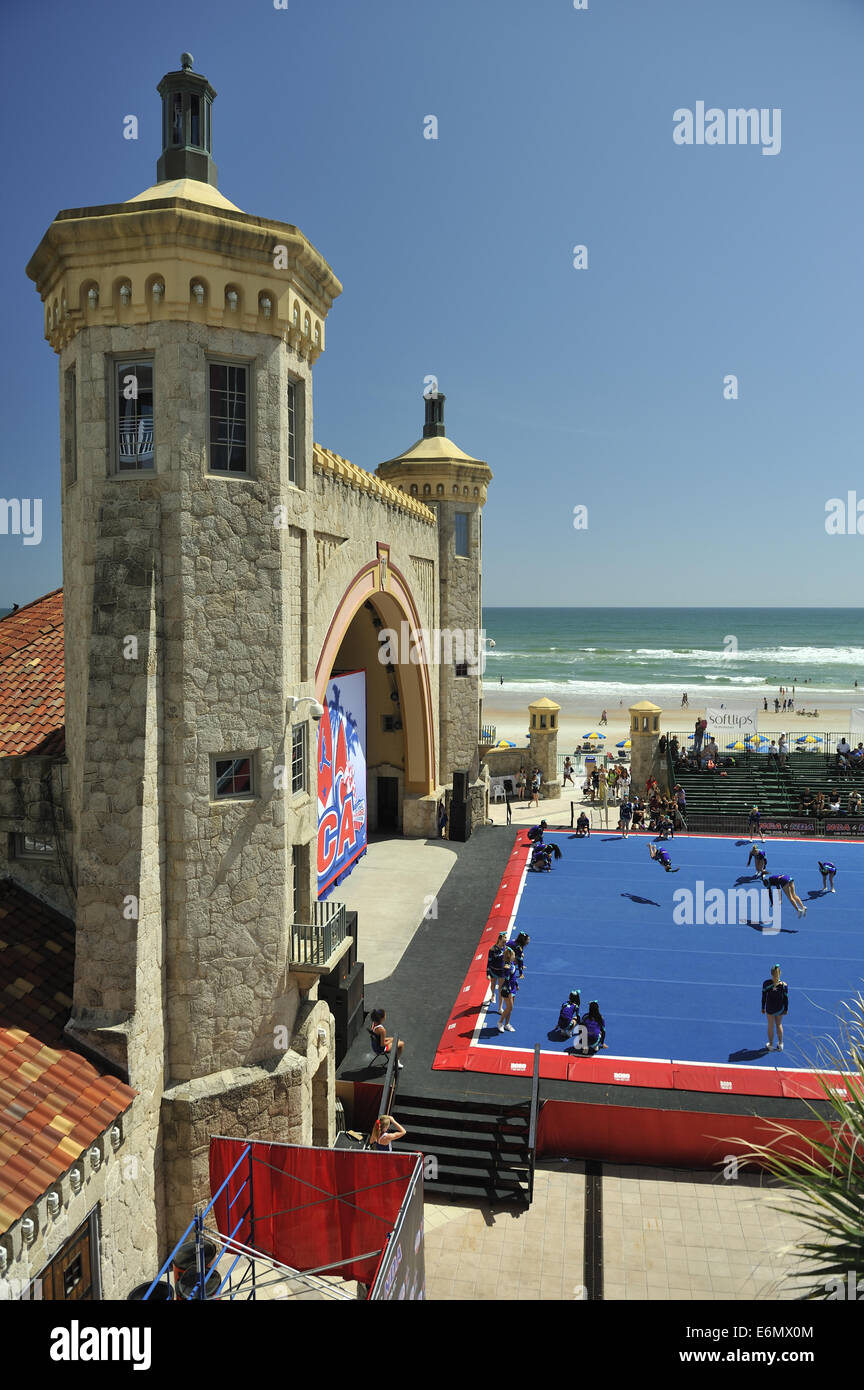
xmin=481 ymin=608 xmax=864 ymax=709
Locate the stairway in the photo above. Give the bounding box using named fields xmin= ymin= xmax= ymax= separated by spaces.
xmin=388 ymin=1092 xmax=533 ymax=1205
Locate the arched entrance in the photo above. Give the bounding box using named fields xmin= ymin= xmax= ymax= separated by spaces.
xmin=315 ymin=556 xmax=436 ymax=834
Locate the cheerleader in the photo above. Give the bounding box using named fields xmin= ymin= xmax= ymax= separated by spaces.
xmin=649 ymin=842 xmax=680 ymax=873
xmin=761 ymin=872 xmax=807 ymax=918
xmin=818 ymin=860 xmax=837 ymax=894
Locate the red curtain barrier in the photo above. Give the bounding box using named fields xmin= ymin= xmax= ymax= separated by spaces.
xmin=209 ymin=1137 xmax=417 ymax=1287
xmin=536 ymin=1098 xmax=833 ymax=1168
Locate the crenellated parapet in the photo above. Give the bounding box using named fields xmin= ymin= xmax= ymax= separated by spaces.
xmin=26 ymin=192 xmax=341 ymax=359
xmin=313 ymin=443 xmax=436 ymax=524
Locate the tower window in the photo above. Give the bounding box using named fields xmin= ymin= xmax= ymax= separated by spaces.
xmin=14 ymin=833 xmax=56 ymax=859
xmin=454 ymin=511 xmax=469 ymax=556
xmin=211 ymin=754 xmax=255 ymax=800
xmin=291 ymin=722 xmax=307 ymax=794
xmin=454 ymin=662 xmax=469 ymax=678
xmin=189 ymin=94 xmax=201 ymax=147
xmin=287 ymin=379 xmax=297 ymax=485
xmin=208 ymin=361 xmax=249 ymax=474
xmin=171 ymin=92 xmax=183 ymax=145
xmin=113 ymin=360 xmax=154 ymax=472
xmin=64 ymin=367 xmax=77 ymax=487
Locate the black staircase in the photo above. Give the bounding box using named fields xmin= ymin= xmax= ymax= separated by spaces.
xmin=386 ymin=1046 xmax=542 ymax=1205
xmin=390 ymin=1093 xmax=533 ymax=1204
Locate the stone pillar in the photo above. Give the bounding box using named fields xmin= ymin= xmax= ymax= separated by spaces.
xmin=629 ymin=700 xmax=665 ymax=796
xmin=528 ymin=698 xmax=561 ymax=798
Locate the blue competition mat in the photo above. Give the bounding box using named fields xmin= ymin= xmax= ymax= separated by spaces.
xmin=475 ymin=833 xmax=864 ymax=1069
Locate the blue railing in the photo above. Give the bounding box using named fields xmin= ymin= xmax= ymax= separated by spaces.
xmin=142 ymin=1142 xmax=252 ymax=1300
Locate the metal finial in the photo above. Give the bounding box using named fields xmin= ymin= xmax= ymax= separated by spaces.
xmin=181 ymin=52 xmax=194 ymax=70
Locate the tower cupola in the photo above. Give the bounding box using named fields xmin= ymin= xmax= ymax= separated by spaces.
xmin=156 ymin=53 xmax=218 ymax=187
xmin=423 ymin=391 xmax=446 ymax=438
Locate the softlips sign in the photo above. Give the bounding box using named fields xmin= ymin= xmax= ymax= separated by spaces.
xmin=705 ymin=706 xmax=758 ymax=736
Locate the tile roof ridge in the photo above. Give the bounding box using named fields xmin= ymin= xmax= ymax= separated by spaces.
xmin=0 ymin=588 xmax=63 ymax=625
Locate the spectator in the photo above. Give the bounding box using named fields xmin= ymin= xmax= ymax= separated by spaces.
xmin=517 ymin=767 xmax=526 ymax=801
xmin=575 ymin=810 xmax=591 ymax=837
xmin=828 ymin=790 xmax=841 ymax=813
xmin=369 ymin=1009 xmax=404 ymax=1069
xmin=530 ymin=768 xmax=541 ymax=808
xmin=848 ymin=791 xmax=862 ymax=816
xmin=693 ymin=718 xmax=704 ymax=756
xmin=437 ymin=801 xmax=448 ymax=838
xmin=799 ymin=787 xmax=815 ymax=814
xmin=778 ymin=735 xmax=788 ymax=765
xmin=562 ymin=756 xmax=575 ymax=786
xmin=369 ymin=1114 xmax=406 ymax=1151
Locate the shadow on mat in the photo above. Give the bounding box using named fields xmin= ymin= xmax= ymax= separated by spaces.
xmin=734 ymin=874 xmax=763 ymax=885
xmin=728 ymin=1046 xmax=771 ymax=1062
xmin=621 ymin=892 xmax=662 ymax=907
xmin=746 ymin=921 xmax=798 ymax=935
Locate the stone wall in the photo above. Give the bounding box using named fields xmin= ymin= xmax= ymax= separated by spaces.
xmin=0 ymin=1105 xmax=159 ymax=1301
xmin=0 ymin=755 xmax=74 ymax=914
xmin=435 ymin=501 xmax=484 ymax=784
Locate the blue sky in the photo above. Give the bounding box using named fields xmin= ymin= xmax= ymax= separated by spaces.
xmin=2 ymin=0 xmax=863 ymax=606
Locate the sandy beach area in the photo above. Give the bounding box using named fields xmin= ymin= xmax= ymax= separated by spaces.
xmin=481 ymin=692 xmax=858 ymax=752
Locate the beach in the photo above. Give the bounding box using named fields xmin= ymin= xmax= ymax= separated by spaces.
xmin=481 ymin=690 xmax=857 ymax=753
xmin=480 ymin=606 xmax=863 ymax=752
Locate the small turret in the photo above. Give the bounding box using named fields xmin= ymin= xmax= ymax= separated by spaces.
xmin=156 ymin=53 xmax=218 ymax=187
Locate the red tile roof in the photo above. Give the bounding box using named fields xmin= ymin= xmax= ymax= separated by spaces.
xmin=0 ymin=590 xmax=65 ymax=757
xmin=0 ymin=881 xmax=136 ymax=1233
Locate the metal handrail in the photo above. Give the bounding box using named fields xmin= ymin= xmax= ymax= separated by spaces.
xmin=290 ymin=901 xmax=348 ymax=966
xmin=369 ymin=1036 xmax=401 ymax=1145
xmin=527 ymin=1044 xmax=541 ymax=1205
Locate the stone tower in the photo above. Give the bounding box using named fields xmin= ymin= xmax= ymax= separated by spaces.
xmin=377 ymin=393 xmax=492 ymax=783
xmin=26 ymin=56 xmax=343 ymax=1255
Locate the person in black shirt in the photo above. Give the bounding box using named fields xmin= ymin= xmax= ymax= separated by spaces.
xmin=761 ymin=964 xmax=788 ymax=1052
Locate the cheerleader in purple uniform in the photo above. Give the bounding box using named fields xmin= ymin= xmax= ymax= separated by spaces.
xmin=761 ymin=872 xmax=807 ymax=918
xmin=818 ymin=860 xmax=837 ymax=894
xmin=649 ymin=842 xmax=680 ymax=873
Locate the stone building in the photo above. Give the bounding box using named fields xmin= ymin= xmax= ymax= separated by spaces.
xmin=0 ymin=56 xmax=492 ymax=1299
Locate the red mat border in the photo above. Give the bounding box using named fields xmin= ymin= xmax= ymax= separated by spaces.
xmin=432 ymin=830 xmax=855 ymax=1100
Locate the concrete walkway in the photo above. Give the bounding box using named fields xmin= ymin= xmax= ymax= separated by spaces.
xmin=332 ymin=835 xmax=458 ymax=987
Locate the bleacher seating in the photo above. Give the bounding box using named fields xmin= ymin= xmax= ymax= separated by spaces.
xmin=668 ymin=746 xmax=864 ymax=830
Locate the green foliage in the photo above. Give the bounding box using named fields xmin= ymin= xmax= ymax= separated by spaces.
xmin=735 ymin=995 xmax=864 ymax=1298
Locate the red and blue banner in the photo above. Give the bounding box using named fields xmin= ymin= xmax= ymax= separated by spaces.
xmin=317 ymin=670 xmax=367 ymax=897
